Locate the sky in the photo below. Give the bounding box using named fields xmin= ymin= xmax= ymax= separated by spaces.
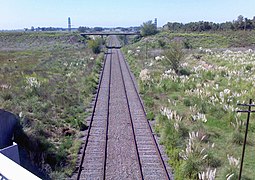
xmin=1 ymin=0 xmax=255 ymax=30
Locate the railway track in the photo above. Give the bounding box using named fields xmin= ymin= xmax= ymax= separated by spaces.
xmin=75 ymin=36 xmax=172 ymax=180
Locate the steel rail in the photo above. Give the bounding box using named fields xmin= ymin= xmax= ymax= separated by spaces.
xmin=77 ymin=36 xmax=170 ymax=179
xmin=102 ymin=45 xmax=112 ymax=180
xmin=119 ymin=51 xmax=171 ymax=180
xmin=76 ymin=44 xmax=111 ymax=180
xmin=116 ymin=49 xmax=144 ymax=180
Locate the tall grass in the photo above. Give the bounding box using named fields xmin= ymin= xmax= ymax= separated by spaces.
xmin=123 ymin=30 xmax=255 ymax=179
xmin=0 ymin=32 xmax=103 ymax=178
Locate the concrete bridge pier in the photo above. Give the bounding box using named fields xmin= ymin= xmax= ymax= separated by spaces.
xmin=124 ymin=35 xmax=128 ymax=45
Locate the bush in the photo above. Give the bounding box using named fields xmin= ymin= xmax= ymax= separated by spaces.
xmin=207 ymin=151 xmax=222 ymax=168
xmin=147 ymin=111 xmax=155 ymax=120
xmin=184 ymin=98 xmax=191 ymax=106
xmin=232 ymin=130 xmax=244 ymax=145
xmin=181 ymin=155 xmax=202 ymax=179
xmin=179 ymin=68 xmax=192 ymax=76
xmin=132 ymin=35 xmax=142 ymax=43
xmin=245 ymin=65 xmax=252 ymax=71
xmin=178 ymin=122 xmax=189 ymax=138
xmin=158 ymin=39 xmax=166 ymax=48
xmin=1 ymin=91 xmax=13 ymax=100
xmin=143 ymin=96 xmax=154 ymax=108
xmin=161 ymin=80 xmax=180 ymax=92
xmin=183 ymin=38 xmax=192 ymax=49
xmin=203 ymin=71 xmax=215 ymax=80
xmin=159 ymin=115 xmax=181 ymax=147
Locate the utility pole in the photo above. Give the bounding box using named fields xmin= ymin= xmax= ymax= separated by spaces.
xmin=68 ymin=17 xmax=71 ymax=32
xmin=154 ymin=18 xmax=158 ymax=28
xmin=236 ymin=99 xmax=255 ymax=180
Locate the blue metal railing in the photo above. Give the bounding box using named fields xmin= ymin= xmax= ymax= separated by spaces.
xmin=0 ymin=173 xmax=8 ymax=180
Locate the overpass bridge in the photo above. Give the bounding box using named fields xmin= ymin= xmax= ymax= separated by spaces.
xmin=81 ymin=31 xmax=140 ymax=36
xmin=81 ymin=32 xmax=140 ymax=45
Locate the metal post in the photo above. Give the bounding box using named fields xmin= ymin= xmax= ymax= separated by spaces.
xmin=237 ymin=99 xmax=252 ymax=180
xmin=145 ymin=40 xmax=148 ymax=60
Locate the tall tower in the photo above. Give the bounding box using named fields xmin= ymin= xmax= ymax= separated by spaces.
xmin=68 ymin=17 xmax=71 ymax=32
xmin=154 ymin=18 xmax=158 ymax=28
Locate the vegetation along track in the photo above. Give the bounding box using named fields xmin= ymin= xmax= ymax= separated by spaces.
xmin=76 ymin=35 xmax=172 ymax=180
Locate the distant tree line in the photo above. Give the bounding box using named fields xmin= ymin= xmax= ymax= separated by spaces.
xmin=77 ymin=26 xmax=90 ymax=32
xmin=25 ymin=26 xmax=67 ymax=31
xmin=77 ymin=26 xmax=105 ymax=32
xmin=164 ymin=15 xmax=255 ymax=32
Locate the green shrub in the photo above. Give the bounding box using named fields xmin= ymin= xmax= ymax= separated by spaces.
xmin=1 ymin=91 xmax=13 ymax=100
xmin=179 ymin=68 xmax=192 ymax=76
xmin=161 ymin=80 xmax=180 ymax=92
xmin=231 ymin=130 xmax=244 ymax=145
xmin=207 ymin=151 xmax=222 ymax=168
xmin=203 ymin=71 xmax=215 ymax=80
xmin=132 ymin=35 xmax=142 ymax=43
xmin=147 ymin=111 xmax=155 ymax=120
xmin=183 ymin=38 xmax=192 ymax=49
xmin=178 ymin=122 xmax=189 ymax=138
xmin=181 ymin=155 xmax=202 ymax=179
xmin=201 ymin=101 xmax=209 ymax=114
xmin=184 ymin=98 xmax=192 ymax=106
xmin=159 ymin=115 xmax=181 ymax=147
xmin=158 ymin=39 xmax=166 ymax=48
xmin=143 ymin=96 xmax=154 ymax=108
xmin=220 ymin=70 xmax=227 ymax=77
xmin=245 ymin=65 xmax=252 ymax=71
xmin=209 ymin=105 xmax=225 ymax=118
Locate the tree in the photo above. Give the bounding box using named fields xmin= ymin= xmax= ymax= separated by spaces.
xmin=252 ymin=16 xmax=255 ymax=27
xmin=234 ymin=15 xmax=244 ymax=30
xmin=88 ymin=38 xmax=102 ymax=54
xmin=163 ymin=42 xmax=184 ymax=75
xmin=219 ymin=21 xmax=234 ymax=31
xmin=244 ymin=18 xmax=253 ymax=30
xmin=78 ymin=26 xmax=89 ymax=32
xmin=140 ymin=20 xmax=158 ymax=37
xmin=93 ymin=27 xmax=103 ymax=32
xmin=165 ymin=22 xmax=183 ymax=32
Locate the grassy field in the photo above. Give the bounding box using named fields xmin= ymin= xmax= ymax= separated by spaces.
xmin=0 ymin=32 xmax=102 ymax=178
xmin=123 ymin=30 xmax=255 ymax=179
xmin=130 ymin=30 xmax=255 ymax=50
